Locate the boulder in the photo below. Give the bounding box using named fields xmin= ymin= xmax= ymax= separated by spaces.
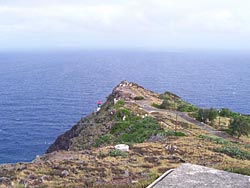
xmin=115 ymin=144 xmax=129 ymax=152
xmin=61 ymin=170 xmax=70 ymax=177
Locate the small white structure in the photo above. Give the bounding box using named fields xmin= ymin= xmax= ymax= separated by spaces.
xmin=115 ymin=144 xmax=129 ymax=152
xmin=114 ymin=98 xmax=119 ymax=104
xmin=97 ymin=101 xmax=102 ymax=112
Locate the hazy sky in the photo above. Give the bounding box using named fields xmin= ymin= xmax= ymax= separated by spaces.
xmin=0 ymin=0 xmax=250 ymax=51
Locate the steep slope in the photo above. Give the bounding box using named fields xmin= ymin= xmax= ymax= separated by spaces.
xmin=1 ymin=81 xmax=250 ymax=188
xmin=47 ymin=81 xmax=161 ymax=153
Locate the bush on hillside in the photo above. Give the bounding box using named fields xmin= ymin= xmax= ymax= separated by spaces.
xmin=113 ymin=116 xmax=165 ymax=144
xmin=134 ymin=96 xmax=144 ymax=100
xmin=229 ymin=116 xmax=250 ymax=138
xmin=219 ymin=108 xmax=233 ymax=117
xmin=159 ymin=100 xmax=175 ymax=110
xmin=214 ymin=146 xmax=250 ymax=160
xmin=196 ymin=108 xmax=218 ymax=123
xmin=177 ymin=103 xmax=198 ymax=112
xmin=109 ymin=149 xmax=127 ymax=158
xmin=114 ymin=100 xmax=125 ymax=109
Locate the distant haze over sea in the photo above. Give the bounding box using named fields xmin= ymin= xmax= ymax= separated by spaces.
xmin=0 ymin=50 xmax=249 ymax=164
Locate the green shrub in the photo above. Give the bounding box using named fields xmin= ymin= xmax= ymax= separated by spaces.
xmin=114 ymin=108 xmax=132 ymax=120
xmin=159 ymin=100 xmax=175 ymax=109
xmin=159 ymin=94 xmax=170 ymax=100
xmin=196 ymin=108 xmax=218 ymax=123
xmin=214 ymin=146 xmax=250 ymax=160
xmin=158 ymin=91 xmax=199 ymax=112
xmin=109 ymin=149 xmax=127 ymax=158
xmin=114 ymin=100 xmax=125 ymax=109
xmin=112 ymin=116 xmax=165 ymax=144
xmin=219 ymin=108 xmax=233 ymax=117
xmin=107 ymin=108 xmax=166 ymax=145
xmin=219 ymin=108 xmax=242 ymax=118
xmin=228 ymin=116 xmax=250 ymax=138
xmin=163 ymin=130 xmax=186 ymax=137
xmin=159 ymin=91 xmax=180 ymax=100
xmin=134 ymin=96 xmax=144 ymax=100
xmin=95 ymin=134 xmax=115 ymax=147
xmin=152 ymin=103 xmax=161 ymax=108
xmin=174 ymin=131 xmax=186 ymax=137
xmin=177 ymin=103 xmax=198 ymax=112
xmin=110 ymin=121 xmax=131 ymax=134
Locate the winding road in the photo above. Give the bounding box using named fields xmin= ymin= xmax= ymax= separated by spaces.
xmin=116 ymin=82 xmax=239 ymax=142
xmin=136 ymin=100 xmax=240 ymax=142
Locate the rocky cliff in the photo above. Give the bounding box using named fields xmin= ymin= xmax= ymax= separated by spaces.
xmin=47 ymin=81 xmax=160 ymax=153
xmin=1 ymin=81 xmax=250 ymax=188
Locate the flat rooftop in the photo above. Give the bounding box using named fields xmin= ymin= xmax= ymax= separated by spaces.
xmin=151 ymin=163 xmax=250 ymax=188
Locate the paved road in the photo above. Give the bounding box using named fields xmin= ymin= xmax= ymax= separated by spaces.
xmin=136 ymin=101 xmax=239 ymax=142
xmin=118 ymin=84 xmax=239 ymax=142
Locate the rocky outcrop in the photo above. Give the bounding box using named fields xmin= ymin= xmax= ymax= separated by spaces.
xmin=46 ymin=113 xmax=94 ymax=153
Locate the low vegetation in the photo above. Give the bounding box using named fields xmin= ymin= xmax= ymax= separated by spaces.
xmin=228 ymin=116 xmax=250 ymax=138
xmin=177 ymin=103 xmax=198 ymax=112
xmin=219 ymin=108 xmax=241 ymax=118
xmin=112 ymin=115 xmax=165 ymax=144
xmin=151 ymin=103 xmax=161 ymax=109
xmin=157 ymin=91 xmax=198 ymax=112
xmin=154 ymin=91 xmax=250 ymax=140
xmin=134 ymin=96 xmax=144 ymax=100
xmin=109 ymin=149 xmax=128 ymax=158
xmin=196 ymin=108 xmax=218 ymax=123
xmin=114 ymin=100 xmax=125 ymax=109
xmin=214 ymin=146 xmax=250 ymax=160
xmin=198 ymin=134 xmax=230 ymax=145
xmin=224 ymin=167 xmax=250 ymax=176
xmin=163 ymin=130 xmax=186 ymax=137
xmin=198 ymin=134 xmax=250 ymax=161
xmin=94 ymin=134 xmax=115 ymax=147
xmin=95 ymin=107 xmax=166 ymax=147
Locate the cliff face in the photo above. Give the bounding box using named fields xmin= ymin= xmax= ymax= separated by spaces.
xmin=1 ymin=81 xmax=250 ymax=188
xmin=47 ymin=80 xmax=159 ymax=153
xmin=47 ymin=81 xmax=140 ymax=153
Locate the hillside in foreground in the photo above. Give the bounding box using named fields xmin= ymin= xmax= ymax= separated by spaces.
xmin=0 ymin=81 xmax=250 ymax=188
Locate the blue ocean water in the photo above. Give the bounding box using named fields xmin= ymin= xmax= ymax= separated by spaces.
xmin=0 ymin=50 xmax=249 ymax=164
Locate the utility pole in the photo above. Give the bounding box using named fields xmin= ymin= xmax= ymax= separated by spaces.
xmin=175 ymin=101 xmax=177 ymax=132
xmin=175 ymin=113 xmax=178 ymax=132
xmin=218 ymin=110 xmax=221 ymax=128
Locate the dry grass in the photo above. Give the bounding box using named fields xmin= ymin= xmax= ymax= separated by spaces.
xmin=6 ymin=129 xmax=250 ymax=187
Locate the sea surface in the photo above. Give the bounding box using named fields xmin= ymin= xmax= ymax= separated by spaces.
xmin=0 ymin=50 xmax=250 ymax=164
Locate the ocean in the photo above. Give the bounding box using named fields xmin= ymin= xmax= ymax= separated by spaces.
xmin=0 ymin=50 xmax=249 ymax=164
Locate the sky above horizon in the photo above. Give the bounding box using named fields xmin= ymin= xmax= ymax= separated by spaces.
xmin=0 ymin=0 xmax=250 ymax=51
